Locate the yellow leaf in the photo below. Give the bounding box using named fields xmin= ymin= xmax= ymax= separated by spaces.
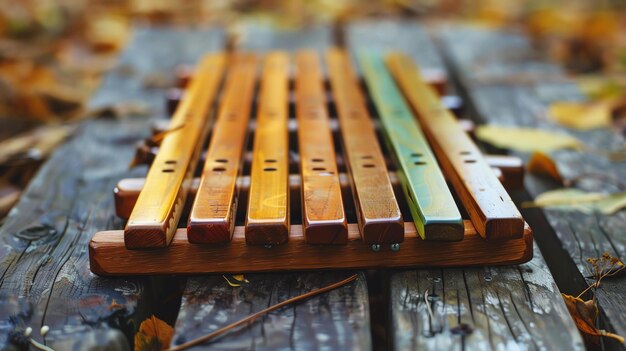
xmin=87 ymin=14 xmax=130 ymax=53
xmin=548 ymin=101 xmax=611 ymax=130
xmin=232 ymin=274 xmax=249 ymax=283
xmin=223 ymin=274 xmax=250 ymax=287
xmin=134 ymin=315 xmax=173 ymax=351
xmin=523 ymin=188 xmax=626 ymax=215
xmin=527 ymin=152 xmax=563 ymax=183
xmin=475 ymin=125 xmax=582 ymax=153
xmin=576 ymin=76 xmax=624 ymax=101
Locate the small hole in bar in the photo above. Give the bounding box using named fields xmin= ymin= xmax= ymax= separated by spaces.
xmin=312 ymin=167 xmax=326 ymax=171
xmin=411 ymin=153 xmax=422 ymax=157
xmin=216 ymin=159 xmax=228 ymax=163
xmin=312 ymin=158 xmax=324 ymax=162
xmin=213 ymin=167 xmax=226 ymax=172
xmin=319 ymin=171 xmax=334 ymax=176
xmin=162 ymin=169 xmax=175 ymax=173
xmin=350 ymin=110 xmax=360 ymax=118
xmin=363 ymin=164 xmax=375 ymax=168
xmin=264 ymin=167 xmax=277 ymax=172
xmin=361 ymin=155 xmax=373 ymax=159
xmin=460 ymin=151 xmax=471 ymax=155
xmin=265 ymin=159 xmax=277 ymax=163
xmin=465 ymin=159 xmax=476 ymax=163
xmin=165 ymin=160 xmax=177 ymax=164
xmin=414 ymin=161 xmax=427 ymax=165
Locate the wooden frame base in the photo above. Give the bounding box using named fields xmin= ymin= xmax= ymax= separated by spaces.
xmin=89 ymin=221 xmax=532 ymax=276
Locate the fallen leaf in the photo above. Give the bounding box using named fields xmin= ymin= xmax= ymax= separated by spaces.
xmin=527 ymin=152 xmax=563 ymax=183
xmin=576 ymin=76 xmax=624 ymax=101
xmin=86 ymin=14 xmax=130 ymax=53
xmin=134 ymin=315 xmax=173 ymax=351
xmin=548 ymin=101 xmax=612 ymax=130
xmin=475 ymin=125 xmax=583 ymax=153
xmin=562 ymin=294 xmax=624 ymax=344
xmin=523 ymin=188 xmax=626 ymax=215
xmin=0 ymin=124 xmax=75 ymax=165
xmin=232 ymin=274 xmax=249 ymax=284
xmin=222 ymin=274 xmax=250 ymax=287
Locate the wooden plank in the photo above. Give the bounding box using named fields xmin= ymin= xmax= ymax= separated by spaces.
xmin=439 ymin=24 xmax=625 ymax=349
xmin=0 ymin=28 xmax=225 ymax=350
xmin=90 ymin=222 xmax=532 ymax=275
xmin=387 ymin=53 xmax=524 ymax=240
xmin=326 ymin=49 xmax=404 ymax=247
xmin=391 ymin=245 xmax=585 ymax=350
xmin=358 ymin=53 xmax=464 ymax=241
xmin=294 ymin=50 xmax=347 ymax=244
xmin=246 ymin=52 xmax=290 ymax=245
xmin=187 ymin=53 xmax=257 ymax=244
xmin=172 ymin=272 xmax=372 ymax=350
xmin=125 ymin=53 xmax=226 ymax=248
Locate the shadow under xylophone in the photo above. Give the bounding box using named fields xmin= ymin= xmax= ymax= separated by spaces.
xmin=89 ymin=49 xmax=532 ymax=276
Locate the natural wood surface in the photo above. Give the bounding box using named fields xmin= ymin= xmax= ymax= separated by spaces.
xmin=439 ymin=24 xmax=626 ymax=349
xmin=90 ymin=222 xmax=532 ymax=275
xmin=172 ymin=272 xmax=372 ymax=350
xmin=295 ymin=51 xmax=347 ymax=244
xmin=0 ymin=28 xmax=226 ymax=350
xmin=359 ymin=53 xmax=464 ymax=241
xmin=388 ymin=53 xmax=524 ymax=240
xmin=187 ymin=53 xmax=257 ymax=244
xmin=326 ymin=49 xmax=404 ymax=245
xmin=390 ymin=244 xmax=585 ymax=350
xmin=246 ymin=52 xmax=291 ymax=245
xmin=125 ymin=53 xmax=226 ymax=248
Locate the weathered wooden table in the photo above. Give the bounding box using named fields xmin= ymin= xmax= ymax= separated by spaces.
xmin=2 ymin=19 xmax=623 ymax=350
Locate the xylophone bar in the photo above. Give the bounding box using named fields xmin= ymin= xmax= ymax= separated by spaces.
xmin=387 ymin=53 xmax=525 ymax=239
xmin=246 ymin=52 xmax=291 ymax=245
xmin=326 ymin=49 xmax=404 ymax=245
xmin=187 ymin=53 xmax=257 ymax=244
xmin=89 ymin=221 xmax=533 ymax=276
xmin=295 ymin=51 xmax=348 ymax=244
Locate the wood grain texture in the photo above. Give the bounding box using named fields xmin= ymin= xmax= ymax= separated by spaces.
xmin=90 ymin=222 xmax=532 ymax=275
xmin=438 ymin=24 xmax=626 ymax=349
xmin=246 ymin=52 xmax=291 ymax=245
xmin=390 ymin=244 xmax=585 ymax=350
xmin=295 ymin=50 xmax=347 ymax=244
xmin=125 ymin=53 xmax=226 ymax=248
xmin=359 ymin=52 xmax=464 ymax=241
xmin=171 ymin=272 xmax=371 ymax=350
xmin=326 ymin=49 xmax=404 ymax=245
xmin=0 ymin=28 xmax=225 ymax=350
xmin=187 ymin=53 xmax=257 ymax=244
xmin=387 ymin=53 xmax=524 ymax=240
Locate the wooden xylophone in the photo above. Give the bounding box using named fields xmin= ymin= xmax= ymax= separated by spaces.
xmin=89 ymin=49 xmax=533 ymax=276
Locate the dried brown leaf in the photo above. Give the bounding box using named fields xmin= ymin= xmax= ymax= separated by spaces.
xmin=562 ymin=294 xmax=624 ymax=344
xmin=527 ymin=152 xmax=563 ymax=183
xmin=135 ymin=315 xmax=174 ymax=351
